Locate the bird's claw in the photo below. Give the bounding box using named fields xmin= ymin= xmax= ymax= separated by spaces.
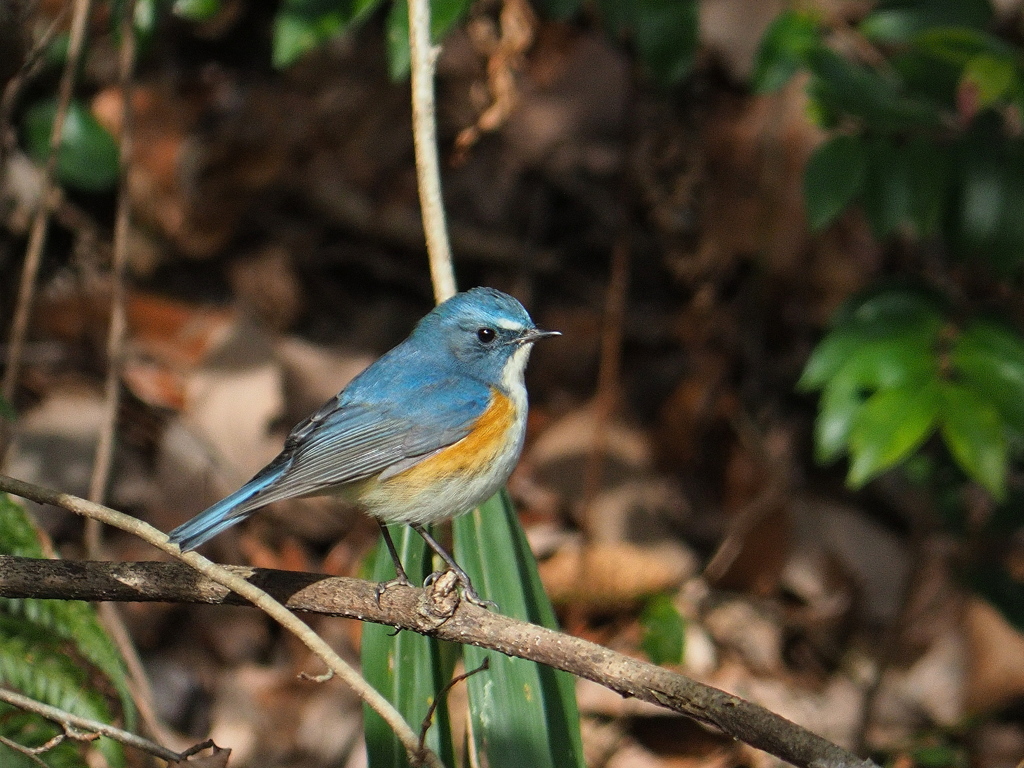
xmin=425 ymin=569 xmax=497 ymax=610
xmin=374 ymin=574 xmax=413 ymax=606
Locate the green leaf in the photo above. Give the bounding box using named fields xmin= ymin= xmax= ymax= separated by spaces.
xmin=848 ymin=380 xmax=941 ymax=488
xmin=841 ymin=285 xmax=945 ymax=327
xmin=913 ymin=26 xmax=1013 ymax=68
xmin=905 ymin=136 xmax=951 ymax=237
xmin=22 ymin=99 xmax=120 ymax=192
xmin=273 ymin=0 xmax=384 ymax=68
xmin=952 ymin=320 xmax=1024 ymax=434
xmin=806 ymin=47 xmax=943 ymax=131
xmin=639 ymin=594 xmax=685 ymax=666
xmin=362 ymin=527 xmax=456 ymax=768
xmin=0 ymin=496 xmax=136 ymax=737
xmin=962 ymin=54 xmax=1017 ymax=110
xmin=814 ymin=376 xmax=866 ymax=463
xmin=173 ymin=0 xmax=222 ymax=21
xmin=454 ymin=492 xmax=586 ymax=768
xmin=861 ymin=0 xmax=992 ymax=43
xmin=861 ymin=135 xmax=913 ymax=239
xmin=630 ymin=0 xmax=699 ymax=87
xmin=804 ymin=134 xmax=868 ymax=230
xmin=751 ymin=10 xmax=820 ymax=92
xmin=939 ymin=382 xmax=1007 ymax=499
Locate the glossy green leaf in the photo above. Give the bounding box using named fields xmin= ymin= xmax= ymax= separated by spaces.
xmin=362 ymin=527 xmax=455 ymax=768
xmin=799 ymin=329 xmax=868 ymax=392
xmin=939 ymin=382 xmax=1007 ymax=499
xmin=861 ymin=0 xmax=992 ymax=43
xmin=952 ymin=320 xmax=1024 ymax=434
xmin=834 ymin=332 xmax=937 ymax=392
xmin=386 ymin=0 xmax=473 ymax=81
xmin=173 ymin=0 xmax=222 ymax=21
xmin=454 ymin=492 xmax=586 ymax=768
xmin=630 ymin=0 xmax=699 ymax=87
xmin=806 ymin=47 xmax=943 ymax=131
xmin=861 ymin=135 xmax=913 ymax=239
xmin=273 ymin=0 xmax=383 ymax=68
xmin=962 ymin=54 xmax=1017 ymax=110
xmin=640 ymin=594 xmax=685 ymax=666
xmin=913 ymin=26 xmax=1014 ymax=68
xmin=842 ymin=285 xmax=945 ymax=327
xmin=22 ymin=99 xmax=120 ymax=192
xmin=952 ymin=119 xmax=1024 ymax=266
xmin=814 ymin=376 xmax=866 ymax=463
xmin=848 ymin=380 xmax=941 ymax=488
xmin=905 ymin=136 xmax=952 ymax=237
xmin=804 ymin=134 xmax=868 ymax=230
xmin=751 ymin=10 xmax=820 ymax=92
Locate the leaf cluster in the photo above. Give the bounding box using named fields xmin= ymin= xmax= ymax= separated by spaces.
xmin=798 ymin=287 xmax=1024 ymax=500
xmin=0 ymin=496 xmax=135 ymax=768
xmin=756 ymin=0 xmax=1024 ymax=268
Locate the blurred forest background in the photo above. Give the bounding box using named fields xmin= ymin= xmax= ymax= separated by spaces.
xmin=2 ymin=0 xmax=1024 ymax=766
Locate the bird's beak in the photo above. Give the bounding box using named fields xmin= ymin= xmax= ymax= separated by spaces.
xmin=518 ymin=328 xmax=561 ymax=345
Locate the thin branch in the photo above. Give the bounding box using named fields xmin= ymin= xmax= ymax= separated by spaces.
xmin=2 ymin=0 xmax=94 ymax=449
xmin=87 ymin=0 xmax=136 ymax=551
xmin=0 ymin=475 xmax=877 ymax=768
xmin=0 ymin=474 xmax=443 ymax=768
xmin=408 ymin=0 xmax=457 ymax=303
xmin=0 ymin=686 xmax=183 ymax=763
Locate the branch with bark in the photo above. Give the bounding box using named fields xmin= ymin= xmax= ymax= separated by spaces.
xmin=0 ymin=474 xmax=874 ymax=768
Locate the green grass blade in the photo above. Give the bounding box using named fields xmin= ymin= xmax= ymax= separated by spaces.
xmin=453 ymin=491 xmax=586 ymax=768
xmin=362 ymin=526 xmax=455 ymax=768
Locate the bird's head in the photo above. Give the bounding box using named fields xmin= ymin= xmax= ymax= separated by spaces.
xmin=415 ymin=287 xmax=559 ymax=389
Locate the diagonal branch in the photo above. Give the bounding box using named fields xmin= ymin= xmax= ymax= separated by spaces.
xmin=0 ymin=475 xmax=875 ymax=768
xmin=0 ymin=474 xmax=442 ymax=768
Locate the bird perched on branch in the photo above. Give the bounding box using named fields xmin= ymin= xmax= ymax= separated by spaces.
xmin=168 ymin=287 xmax=559 ymax=606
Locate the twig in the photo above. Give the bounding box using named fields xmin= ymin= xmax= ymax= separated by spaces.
xmin=0 ymin=733 xmax=51 ymax=768
xmin=86 ymin=0 xmax=136 ymax=553
xmin=0 ymin=7 xmax=69 ymax=164
xmin=580 ymin=236 xmax=630 ymax=533
xmin=418 ymin=657 xmax=490 ymax=751
xmin=0 ymin=686 xmax=184 ymax=763
xmin=0 ymin=474 xmax=878 ymax=768
xmin=408 ymin=0 xmax=457 ymax=303
xmin=0 ymin=475 xmax=443 ymax=768
xmin=1 ymin=0 xmax=94 ymax=452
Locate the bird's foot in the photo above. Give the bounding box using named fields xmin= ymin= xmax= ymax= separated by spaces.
xmin=425 ymin=569 xmax=497 ymax=610
xmin=375 ymin=574 xmax=413 ymax=606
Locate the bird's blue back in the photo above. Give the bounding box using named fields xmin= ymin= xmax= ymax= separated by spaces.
xmin=167 ymin=287 xmax=539 ymax=549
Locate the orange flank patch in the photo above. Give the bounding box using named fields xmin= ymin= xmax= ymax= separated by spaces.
xmin=394 ymin=389 xmax=515 ymax=485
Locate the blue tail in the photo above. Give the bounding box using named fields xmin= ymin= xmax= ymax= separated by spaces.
xmin=168 ymin=464 xmax=287 ymax=551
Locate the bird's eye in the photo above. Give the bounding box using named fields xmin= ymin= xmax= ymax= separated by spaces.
xmin=477 ymin=327 xmax=496 ymax=344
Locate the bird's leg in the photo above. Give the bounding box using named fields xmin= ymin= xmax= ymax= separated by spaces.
xmin=412 ymin=523 xmax=497 ymax=610
xmin=374 ymin=522 xmax=413 ymax=605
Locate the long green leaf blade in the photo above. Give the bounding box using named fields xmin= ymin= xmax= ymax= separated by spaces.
xmin=453 ymin=491 xmax=586 ymax=768
xmin=362 ymin=526 xmax=455 ymax=768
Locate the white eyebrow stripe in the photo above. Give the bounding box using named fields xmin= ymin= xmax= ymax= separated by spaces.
xmin=494 ymin=318 xmax=525 ymax=330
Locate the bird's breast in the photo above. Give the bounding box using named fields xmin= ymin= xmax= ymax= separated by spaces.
xmin=400 ymin=388 xmax=519 ymax=479
xmin=355 ymin=387 xmax=526 ymax=524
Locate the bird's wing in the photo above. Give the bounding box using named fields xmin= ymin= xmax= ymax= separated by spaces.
xmin=239 ymin=377 xmax=490 ymax=508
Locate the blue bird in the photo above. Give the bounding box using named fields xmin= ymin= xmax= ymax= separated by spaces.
xmin=168 ymin=287 xmax=559 ymax=606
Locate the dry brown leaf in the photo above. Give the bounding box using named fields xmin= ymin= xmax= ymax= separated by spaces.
xmin=539 ymin=541 xmax=694 ymax=606
xmin=966 ymin=597 xmax=1024 ymax=713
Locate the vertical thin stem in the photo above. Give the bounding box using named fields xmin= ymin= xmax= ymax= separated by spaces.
xmin=87 ymin=0 xmax=135 ymax=550
xmin=408 ymin=0 xmax=457 ymax=304
xmin=2 ymin=0 xmax=94 ymax=455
